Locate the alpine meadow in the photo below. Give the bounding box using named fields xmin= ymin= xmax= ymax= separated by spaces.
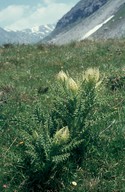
xmin=0 ymin=39 xmax=125 ymax=192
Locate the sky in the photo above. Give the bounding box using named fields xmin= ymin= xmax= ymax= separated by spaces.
xmin=0 ymin=0 xmax=79 ymax=30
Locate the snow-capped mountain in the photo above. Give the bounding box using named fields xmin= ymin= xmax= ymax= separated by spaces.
xmin=44 ymin=0 xmax=125 ymax=45
xmin=23 ymin=24 xmax=55 ymax=35
xmin=0 ymin=24 xmax=55 ymax=45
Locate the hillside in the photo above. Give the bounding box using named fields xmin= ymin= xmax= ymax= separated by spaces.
xmin=55 ymin=0 xmax=108 ymax=33
xmin=44 ymin=0 xmax=125 ymax=44
xmin=92 ymin=4 xmax=125 ymax=39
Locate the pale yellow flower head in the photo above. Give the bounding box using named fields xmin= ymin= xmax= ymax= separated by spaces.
xmin=54 ymin=126 xmax=70 ymax=144
xmin=67 ymin=77 xmax=79 ymax=92
xmin=57 ymin=70 xmax=68 ymax=82
xmin=71 ymin=181 xmax=77 ymax=186
xmin=84 ymin=68 xmax=100 ymax=83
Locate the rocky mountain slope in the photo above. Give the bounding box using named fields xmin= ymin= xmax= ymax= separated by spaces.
xmin=0 ymin=24 xmax=55 ymax=45
xmin=44 ymin=0 xmax=125 ymax=44
xmin=55 ymin=0 xmax=108 ymax=33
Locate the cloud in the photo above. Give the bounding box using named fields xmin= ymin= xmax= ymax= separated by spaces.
xmin=0 ymin=5 xmax=29 ymax=27
xmin=0 ymin=2 xmax=74 ymax=30
xmin=43 ymin=0 xmax=60 ymax=4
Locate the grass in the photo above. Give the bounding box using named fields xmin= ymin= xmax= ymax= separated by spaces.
xmin=0 ymin=39 xmax=125 ymax=192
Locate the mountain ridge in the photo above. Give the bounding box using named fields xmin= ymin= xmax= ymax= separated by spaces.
xmin=0 ymin=24 xmax=55 ymax=45
xmin=44 ymin=0 xmax=125 ymax=45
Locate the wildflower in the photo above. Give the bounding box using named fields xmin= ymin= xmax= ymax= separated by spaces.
xmin=71 ymin=181 xmax=77 ymax=186
xmin=67 ymin=77 xmax=79 ymax=92
xmin=122 ymin=67 xmax=125 ymax=71
xmin=57 ymin=70 xmax=68 ymax=82
xmin=54 ymin=126 xmax=70 ymax=144
xmin=3 ymin=184 xmax=7 ymax=188
xmin=84 ymin=68 xmax=100 ymax=83
xmin=0 ymin=91 xmax=4 ymax=96
xmin=19 ymin=141 xmax=24 ymax=145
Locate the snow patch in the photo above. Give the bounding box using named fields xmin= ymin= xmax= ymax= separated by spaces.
xmin=40 ymin=32 xmax=45 ymax=35
xmin=4 ymin=28 xmax=17 ymax=32
xmin=31 ymin=26 xmax=39 ymax=33
xmin=44 ymin=25 xmax=52 ymax=31
xmin=45 ymin=30 xmax=49 ymax=33
xmin=81 ymin=15 xmax=114 ymax=40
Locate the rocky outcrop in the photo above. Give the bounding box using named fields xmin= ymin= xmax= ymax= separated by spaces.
xmin=56 ymin=0 xmax=108 ymax=32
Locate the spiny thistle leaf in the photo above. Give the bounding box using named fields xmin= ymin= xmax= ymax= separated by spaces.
xmin=52 ymin=153 xmax=70 ymax=164
xmin=62 ymin=138 xmax=84 ymax=153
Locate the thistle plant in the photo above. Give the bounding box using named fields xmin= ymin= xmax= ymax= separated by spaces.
xmin=3 ymin=68 xmax=102 ymax=192
xmin=84 ymin=68 xmax=100 ymax=83
xmin=9 ymin=123 xmax=72 ymax=191
xmin=49 ymin=68 xmax=101 ymax=165
xmin=67 ymin=77 xmax=79 ymax=92
xmin=56 ymin=70 xmax=68 ymax=82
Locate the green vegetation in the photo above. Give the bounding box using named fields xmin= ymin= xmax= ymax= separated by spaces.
xmin=0 ymin=40 xmax=125 ymax=192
